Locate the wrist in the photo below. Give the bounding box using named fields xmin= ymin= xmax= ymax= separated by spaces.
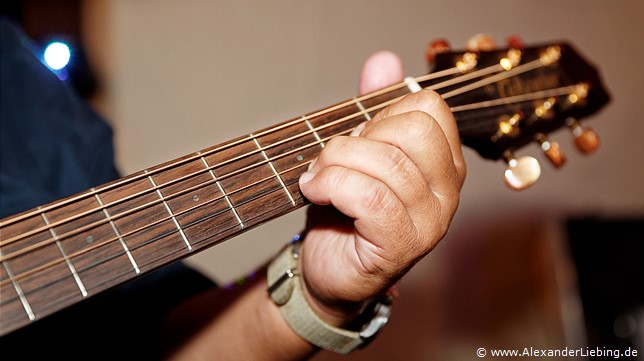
xmin=299 ymin=277 xmax=363 ymax=328
xmin=267 ymin=239 xmax=393 ymax=354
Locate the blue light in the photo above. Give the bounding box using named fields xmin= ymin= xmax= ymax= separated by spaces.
xmin=43 ymin=42 xmax=71 ymax=70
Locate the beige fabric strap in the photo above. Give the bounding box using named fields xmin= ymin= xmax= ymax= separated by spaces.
xmin=267 ymin=243 xmax=363 ymax=354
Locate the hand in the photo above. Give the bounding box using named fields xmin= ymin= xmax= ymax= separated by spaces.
xmin=297 ymin=50 xmax=466 ymax=325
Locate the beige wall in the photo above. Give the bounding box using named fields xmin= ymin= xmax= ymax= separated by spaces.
xmin=82 ymin=1 xmax=644 ymax=358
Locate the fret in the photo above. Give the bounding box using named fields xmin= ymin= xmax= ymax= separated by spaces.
xmin=41 ymin=190 xmax=137 ymax=295
xmin=303 ymin=116 xmax=325 ymax=148
xmin=252 ymin=118 xmax=320 ymax=188
xmin=152 ymin=157 xmax=218 ymax=216
xmin=146 ymin=171 xmax=192 ymax=251
xmin=39 ymin=211 xmax=88 ymax=297
xmin=92 ymin=173 xmax=190 ymax=272
xmin=353 ymin=98 xmax=372 ymax=121
xmin=0 ymin=212 xmax=85 ymax=329
xmin=250 ymin=134 xmax=296 ymax=206
xmin=355 ymin=86 xmax=410 ymax=119
xmin=204 ymin=136 xmax=294 ymax=225
xmin=1 ymin=260 xmax=35 ymax=321
xmin=199 ymin=154 xmax=245 ymax=228
xmin=303 ymin=101 xmax=364 ymax=141
xmin=145 ymin=155 xmax=243 ymax=250
xmin=94 ymin=191 xmax=140 ymax=274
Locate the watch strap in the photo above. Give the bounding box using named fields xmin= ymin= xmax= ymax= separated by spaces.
xmin=267 ymin=242 xmax=391 ymax=354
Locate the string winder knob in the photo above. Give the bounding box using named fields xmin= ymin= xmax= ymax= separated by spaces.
xmin=500 ymin=48 xmax=522 ymax=71
xmin=502 ymin=151 xmax=542 ymax=190
xmin=566 ymin=118 xmax=600 ymax=154
xmin=535 ymin=133 xmax=566 ymax=168
xmin=534 ymin=97 xmax=557 ymax=120
xmin=425 ymin=39 xmax=451 ymax=65
xmin=506 ymin=35 xmax=524 ymax=50
xmin=466 ymin=33 xmax=496 ymax=51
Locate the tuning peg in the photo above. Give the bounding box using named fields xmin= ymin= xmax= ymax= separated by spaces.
xmin=566 ymin=83 xmax=589 ymax=106
xmin=425 ymin=39 xmax=450 ymax=65
xmin=503 ymin=152 xmax=541 ymax=190
xmin=536 ymin=134 xmax=566 ymax=168
xmin=456 ymin=52 xmax=478 ymax=73
xmin=492 ymin=112 xmax=523 ymax=141
xmin=566 ymin=118 xmax=600 ymax=154
xmin=466 ymin=33 xmax=495 ymax=52
xmin=506 ymin=35 xmax=524 ymax=50
xmin=540 ymin=45 xmax=562 ymax=66
xmin=534 ymin=97 xmax=557 ymax=120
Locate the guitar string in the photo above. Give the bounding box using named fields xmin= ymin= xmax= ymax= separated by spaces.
xmin=0 ymin=88 xmax=554 ymax=308
xmin=0 ymin=159 xmax=315 ymax=302
xmin=0 ymin=63 xmax=486 ymax=247
xmin=0 ymin=79 xmax=577 ymax=313
xmin=0 ymin=129 xmax=344 ymax=290
xmin=0 ymin=92 xmax=530 ymax=304
xmin=0 ymin=66 xmax=460 ymax=230
xmin=0 ymin=173 xmax=315 ymax=313
xmin=0 ymin=54 xmax=547 ymax=235
xmin=2 ymin=76 xmax=576 ymax=270
xmin=0 ymin=57 xmax=568 ymax=272
xmin=0 ymin=94 xmax=400 ymax=258
xmin=0 ymin=55 xmax=544 ymax=248
xmin=0 ymin=56 xmax=570 ymax=292
xmin=0 ymin=57 xmax=568 ymax=284
xmin=1 ymin=95 xmax=580 ymax=318
xmin=0 ymin=100 xmax=396 ymax=288
xmin=0 ymin=81 xmax=580 ymax=297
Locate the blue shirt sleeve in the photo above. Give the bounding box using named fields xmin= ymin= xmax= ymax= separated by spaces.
xmin=0 ymin=18 xmax=121 ymax=218
xmin=0 ymin=18 xmax=216 ymax=359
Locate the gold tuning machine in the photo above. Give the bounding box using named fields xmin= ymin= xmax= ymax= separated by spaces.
xmin=492 ymin=113 xmax=522 ymax=141
xmin=534 ymin=97 xmax=557 ymax=120
xmin=503 ymin=151 xmax=541 ymax=190
xmin=535 ymin=133 xmax=566 ymax=168
xmin=566 ymin=118 xmax=600 ymax=154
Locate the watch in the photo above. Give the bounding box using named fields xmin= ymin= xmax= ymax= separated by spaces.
xmin=267 ymin=240 xmax=392 ymax=354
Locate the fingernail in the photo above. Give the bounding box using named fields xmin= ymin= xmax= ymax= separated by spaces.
xmin=307 ymin=157 xmax=317 ymax=171
xmin=299 ymin=171 xmax=315 ymax=184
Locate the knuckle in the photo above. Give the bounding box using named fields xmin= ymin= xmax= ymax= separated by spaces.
xmin=316 ymin=136 xmax=350 ymax=167
xmin=363 ymin=182 xmax=394 ymax=214
xmin=324 ymin=136 xmax=344 ymax=149
xmin=455 ymin=159 xmax=467 ymax=187
xmin=411 ymin=89 xmax=455 ymax=126
xmin=321 ymin=166 xmax=348 ymax=189
xmin=416 ymin=89 xmax=448 ymax=110
xmin=403 ymin=111 xmax=435 ymax=141
xmin=379 ymin=146 xmax=408 ymax=174
xmin=320 ymin=136 xmax=344 ymax=158
xmin=436 ymin=191 xmax=461 ymax=238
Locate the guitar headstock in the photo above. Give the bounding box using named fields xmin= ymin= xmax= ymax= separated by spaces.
xmin=420 ymin=41 xmax=610 ymax=189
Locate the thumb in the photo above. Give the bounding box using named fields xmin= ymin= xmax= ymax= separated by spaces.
xmin=358 ymin=51 xmax=404 ymax=95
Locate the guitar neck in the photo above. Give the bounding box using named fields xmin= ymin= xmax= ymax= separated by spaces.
xmin=0 ymin=42 xmax=610 ymax=336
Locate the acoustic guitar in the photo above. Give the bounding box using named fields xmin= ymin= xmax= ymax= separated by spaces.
xmin=0 ymin=41 xmax=610 ymax=336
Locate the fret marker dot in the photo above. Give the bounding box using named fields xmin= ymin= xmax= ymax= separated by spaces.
xmin=296 ymin=155 xmax=304 ymax=161
xmin=193 ymin=195 xmax=200 ymax=202
xmin=85 ymin=235 xmax=94 ymax=244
